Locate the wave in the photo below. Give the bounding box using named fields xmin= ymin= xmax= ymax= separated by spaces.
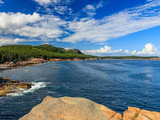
xmin=7 ymin=82 xmax=47 ymax=97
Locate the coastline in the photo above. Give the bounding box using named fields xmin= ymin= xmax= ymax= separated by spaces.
xmin=0 ymin=58 xmax=102 ymax=70
xmin=1 ymin=57 xmax=160 ymax=70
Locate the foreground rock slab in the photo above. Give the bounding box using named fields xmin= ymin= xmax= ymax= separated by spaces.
xmin=20 ymin=96 xmax=160 ymax=120
xmin=20 ymin=96 xmax=122 ymax=120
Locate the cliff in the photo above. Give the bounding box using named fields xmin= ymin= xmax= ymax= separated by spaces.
xmin=19 ymin=96 xmax=160 ymax=120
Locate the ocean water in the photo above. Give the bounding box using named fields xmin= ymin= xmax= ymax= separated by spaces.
xmin=0 ymin=60 xmax=160 ymax=119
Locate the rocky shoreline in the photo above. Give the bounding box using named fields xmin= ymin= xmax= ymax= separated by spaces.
xmin=0 ymin=58 xmax=101 ymax=69
xmin=20 ymin=96 xmax=160 ymax=120
xmin=0 ymin=77 xmax=34 ymax=96
xmin=1 ymin=57 xmax=160 ymax=70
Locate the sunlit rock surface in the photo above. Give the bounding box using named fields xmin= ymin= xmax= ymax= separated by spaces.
xmin=20 ymin=96 xmax=122 ymax=120
xmin=20 ymin=96 xmax=160 ymax=120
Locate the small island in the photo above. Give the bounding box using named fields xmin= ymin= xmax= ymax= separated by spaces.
xmin=0 ymin=77 xmax=34 ymax=96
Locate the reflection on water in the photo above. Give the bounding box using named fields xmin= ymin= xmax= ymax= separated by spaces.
xmin=0 ymin=60 xmax=160 ymax=119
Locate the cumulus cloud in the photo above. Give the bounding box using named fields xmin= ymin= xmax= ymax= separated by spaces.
xmin=125 ymin=43 xmax=159 ymax=56
xmin=84 ymin=45 xmax=123 ymax=55
xmin=131 ymin=50 xmax=137 ymax=54
xmin=0 ymin=12 xmax=65 ymax=40
xmin=124 ymin=50 xmax=129 ymax=54
xmin=62 ymin=0 xmax=160 ymax=43
xmin=137 ymin=43 xmax=158 ymax=55
xmin=0 ymin=12 xmax=41 ymax=33
xmin=83 ymin=43 xmax=160 ymax=56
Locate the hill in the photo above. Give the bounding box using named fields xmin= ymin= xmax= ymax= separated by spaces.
xmin=36 ymin=44 xmax=84 ymax=54
xmin=0 ymin=44 xmax=93 ymax=63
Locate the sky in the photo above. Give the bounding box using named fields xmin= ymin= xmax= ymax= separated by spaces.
xmin=0 ymin=0 xmax=160 ymax=56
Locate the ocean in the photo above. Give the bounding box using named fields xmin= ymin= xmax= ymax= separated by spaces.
xmin=0 ymin=59 xmax=160 ymax=119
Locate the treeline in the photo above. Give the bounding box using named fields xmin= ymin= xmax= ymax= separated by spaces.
xmin=0 ymin=45 xmax=94 ymax=63
xmin=102 ymin=56 xmax=158 ymax=59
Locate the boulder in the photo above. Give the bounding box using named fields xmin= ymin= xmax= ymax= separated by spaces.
xmin=123 ymin=107 xmax=160 ymax=120
xmin=20 ymin=96 xmax=122 ymax=120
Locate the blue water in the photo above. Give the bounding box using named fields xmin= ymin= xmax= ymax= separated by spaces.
xmin=0 ymin=60 xmax=160 ymax=119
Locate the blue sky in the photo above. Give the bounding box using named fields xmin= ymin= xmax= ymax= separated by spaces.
xmin=0 ymin=0 xmax=160 ymax=56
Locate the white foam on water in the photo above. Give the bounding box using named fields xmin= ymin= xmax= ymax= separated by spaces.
xmin=23 ymin=82 xmax=47 ymax=93
xmin=7 ymin=82 xmax=47 ymax=97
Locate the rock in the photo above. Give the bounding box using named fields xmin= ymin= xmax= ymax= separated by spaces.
xmin=0 ymin=91 xmax=6 ymax=96
xmin=0 ymin=86 xmax=8 ymax=96
xmin=6 ymin=80 xmax=21 ymax=83
xmin=123 ymin=107 xmax=160 ymax=120
xmin=0 ymin=77 xmax=9 ymax=80
xmin=0 ymin=77 xmax=34 ymax=96
xmin=4 ymin=83 xmax=34 ymax=89
xmin=19 ymin=96 xmax=122 ymax=120
xmin=20 ymin=97 xmax=160 ymax=120
xmin=0 ymin=77 xmax=10 ymax=84
xmin=73 ymin=58 xmax=84 ymax=61
xmin=64 ymin=59 xmax=72 ymax=61
xmin=49 ymin=58 xmax=64 ymax=61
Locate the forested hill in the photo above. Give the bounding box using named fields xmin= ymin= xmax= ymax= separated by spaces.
xmin=35 ymin=44 xmax=84 ymax=54
xmin=0 ymin=44 xmax=93 ymax=63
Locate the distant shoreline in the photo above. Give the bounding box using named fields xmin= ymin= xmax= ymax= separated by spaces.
xmin=0 ymin=58 xmax=101 ymax=70
xmin=1 ymin=57 xmax=160 ymax=70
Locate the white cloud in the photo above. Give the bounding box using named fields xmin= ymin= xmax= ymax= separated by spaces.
xmin=34 ymin=0 xmax=53 ymax=5
xmin=83 ymin=43 xmax=160 ymax=56
xmin=34 ymin=0 xmax=73 ymax=15
xmin=0 ymin=12 xmax=65 ymax=40
xmin=0 ymin=0 xmax=3 ymax=4
xmin=137 ymin=43 xmax=158 ymax=55
xmin=0 ymin=12 xmax=41 ymax=32
xmin=54 ymin=6 xmax=72 ymax=14
xmin=1 ymin=0 xmax=160 ymax=47
xmin=0 ymin=37 xmax=37 ymax=46
xmin=34 ymin=0 xmax=72 ymax=5
xmin=62 ymin=0 xmax=160 ymax=43
xmin=124 ymin=50 xmax=129 ymax=54
xmin=84 ymin=45 xmax=123 ymax=55
xmin=96 ymin=1 xmax=103 ymax=9
xmin=132 ymin=50 xmax=137 ymax=54
xmin=65 ymin=47 xmax=71 ymax=50
xmin=82 ymin=1 xmax=103 ymax=17
xmin=126 ymin=43 xmax=159 ymax=55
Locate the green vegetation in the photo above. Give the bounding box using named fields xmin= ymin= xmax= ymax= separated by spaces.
xmin=0 ymin=44 xmax=158 ymax=64
xmin=36 ymin=44 xmax=84 ymax=54
xmin=135 ymin=113 xmax=139 ymax=117
xmin=0 ymin=44 xmax=93 ymax=63
xmin=102 ymin=56 xmax=158 ymax=59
